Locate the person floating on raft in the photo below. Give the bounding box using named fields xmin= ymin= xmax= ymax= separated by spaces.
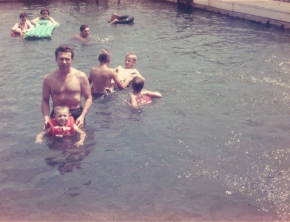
xmin=11 ymin=12 xmax=34 ymax=37
xmin=108 ymin=13 xmax=134 ymax=26
xmin=31 ymin=8 xmax=58 ymax=26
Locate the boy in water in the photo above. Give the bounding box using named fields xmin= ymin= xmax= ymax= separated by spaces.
xmin=116 ymin=52 xmax=145 ymax=82
xmin=88 ymin=49 xmax=135 ymax=95
xmin=129 ymin=76 xmax=162 ymax=108
xmin=35 ymin=106 xmax=86 ymax=147
xmin=11 ymin=12 xmax=34 ymax=37
xmin=112 ymin=52 xmax=145 ymax=89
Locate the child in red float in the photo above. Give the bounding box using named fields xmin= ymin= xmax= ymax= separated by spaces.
xmin=129 ymin=76 xmax=162 ymax=108
xmin=35 ymin=106 xmax=86 ymax=147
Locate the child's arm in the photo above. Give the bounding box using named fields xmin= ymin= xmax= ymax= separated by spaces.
xmin=35 ymin=129 xmax=50 ymax=144
xmin=88 ymin=69 xmax=93 ymax=84
xmin=74 ymin=125 xmax=86 ymax=147
xmin=144 ymin=90 xmax=162 ymax=98
xmin=31 ymin=17 xmax=40 ymax=26
xmin=129 ymin=93 xmax=138 ymax=109
xmin=26 ymin=21 xmax=34 ymax=30
xmin=48 ymin=16 xmax=58 ymax=25
xmin=11 ymin=23 xmax=19 ymax=32
xmin=133 ymin=69 xmax=145 ymax=81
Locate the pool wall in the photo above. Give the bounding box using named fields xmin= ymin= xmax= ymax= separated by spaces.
xmin=166 ymin=0 xmax=290 ymax=29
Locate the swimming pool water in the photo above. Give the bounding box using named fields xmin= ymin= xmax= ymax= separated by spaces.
xmin=0 ymin=0 xmax=290 ymax=220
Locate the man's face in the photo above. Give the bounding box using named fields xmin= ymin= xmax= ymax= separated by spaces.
xmin=20 ymin=17 xmax=27 ymax=23
xmin=125 ymin=57 xmax=135 ymax=69
xmin=81 ymin=28 xmax=90 ymax=38
xmin=56 ymin=52 xmax=73 ymax=69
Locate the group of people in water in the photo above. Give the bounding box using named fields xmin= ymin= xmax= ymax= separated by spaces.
xmin=11 ymin=9 xmax=57 ymax=37
xmin=28 ymin=9 xmax=162 ymax=146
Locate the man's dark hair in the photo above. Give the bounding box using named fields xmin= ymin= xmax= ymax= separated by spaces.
xmin=80 ymin=24 xmax=88 ymax=31
xmin=55 ymin=45 xmax=74 ymax=59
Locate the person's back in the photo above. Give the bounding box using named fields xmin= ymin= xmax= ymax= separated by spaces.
xmin=89 ymin=65 xmax=115 ymax=94
xmin=89 ymin=49 xmax=134 ymax=95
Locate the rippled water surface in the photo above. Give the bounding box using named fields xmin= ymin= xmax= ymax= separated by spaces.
xmin=1 ymin=0 xmax=290 ymax=220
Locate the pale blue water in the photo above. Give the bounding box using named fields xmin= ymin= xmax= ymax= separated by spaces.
xmin=0 ymin=0 xmax=290 ymax=220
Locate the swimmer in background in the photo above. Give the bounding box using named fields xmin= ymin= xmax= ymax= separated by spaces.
xmin=88 ymin=49 xmax=135 ymax=95
xmin=112 ymin=52 xmax=145 ymax=89
xmin=108 ymin=13 xmax=119 ymax=26
xmin=31 ymin=8 xmax=58 ymax=26
xmin=75 ymin=24 xmax=90 ymax=41
xmin=129 ymin=76 xmax=162 ymax=109
xmin=35 ymin=106 xmax=86 ymax=147
xmin=11 ymin=12 xmax=34 ymax=37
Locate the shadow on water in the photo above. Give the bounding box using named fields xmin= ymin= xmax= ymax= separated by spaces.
xmin=45 ymin=126 xmax=96 ymax=174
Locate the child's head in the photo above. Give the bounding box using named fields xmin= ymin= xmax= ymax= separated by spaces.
xmin=40 ymin=8 xmax=50 ymax=16
xmin=19 ymin=12 xmax=27 ymax=19
xmin=124 ymin=52 xmax=137 ymax=69
xmin=98 ymin=49 xmax=111 ymax=63
xmin=132 ymin=76 xmax=144 ymax=93
xmin=19 ymin=12 xmax=28 ymax=23
xmin=53 ymin=106 xmax=70 ymax=126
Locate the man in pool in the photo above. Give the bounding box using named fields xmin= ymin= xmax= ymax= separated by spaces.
xmin=41 ymin=45 xmax=92 ymax=128
xmin=88 ymin=49 xmax=135 ymax=95
xmin=76 ymin=24 xmax=90 ymax=41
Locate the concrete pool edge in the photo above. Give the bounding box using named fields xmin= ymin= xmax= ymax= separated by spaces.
xmin=166 ymin=0 xmax=290 ymax=29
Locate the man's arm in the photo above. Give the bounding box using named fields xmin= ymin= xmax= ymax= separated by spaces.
xmin=41 ymin=76 xmax=51 ymax=129
xmin=76 ymin=73 xmax=92 ymax=128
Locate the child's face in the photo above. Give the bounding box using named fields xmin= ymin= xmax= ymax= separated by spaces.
xmin=54 ymin=109 xmax=70 ymax=126
xmin=20 ymin=17 xmax=27 ymax=23
xmin=125 ymin=57 xmax=135 ymax=69
xmin=41 ymin=11 xmax=49 ymax=19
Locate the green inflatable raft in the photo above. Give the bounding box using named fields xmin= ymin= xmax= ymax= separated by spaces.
xmin=24 ymin=20 xmax=59 ymax=39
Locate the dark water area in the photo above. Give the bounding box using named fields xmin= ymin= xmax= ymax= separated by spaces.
xmin=1 ymin=0 xmax=290 ymax=220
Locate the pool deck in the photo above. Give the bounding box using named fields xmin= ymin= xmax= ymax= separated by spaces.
xmin=167 ymin=0 xmax=290 ymax=29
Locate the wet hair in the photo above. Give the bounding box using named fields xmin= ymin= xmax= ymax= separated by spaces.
xmin=132 ymin=76 xmax=144 ymax=93
xmin=126 ymin=52 xmax=137 ymax=62
xmin=80 ymin=24 xmax=89 ymax=31
xmin=53 ymin=105 xmax=70 ymax=115
xmin=40 ymin=8 xmax=50 ymax=15
xmin=19 ymin=12 xmax=27 ymax=19
xmin=98 ymin=49 xmax=111 ymax=63
xmin=55 ymin=45 xmax=74 ymax=59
